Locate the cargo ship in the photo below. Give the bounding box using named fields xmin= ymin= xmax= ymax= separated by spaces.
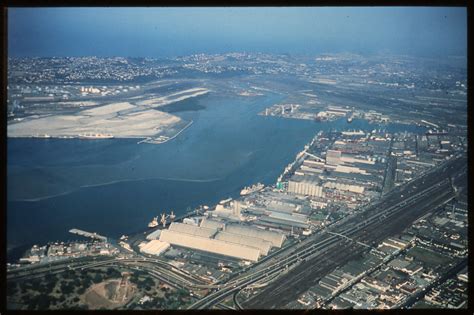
xmin=148 ymin=217 xmax=158 ymax=228
xmin=240 ymin=183 xmax=264 ymax=196
xmin=78 ymin=133 xmax=114 ymax=139
xmin=34 ymin=134 xmax=51 ymax=138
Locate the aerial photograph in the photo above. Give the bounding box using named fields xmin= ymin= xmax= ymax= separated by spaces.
xmin=5 ymin=7 xmax=468 ymax=310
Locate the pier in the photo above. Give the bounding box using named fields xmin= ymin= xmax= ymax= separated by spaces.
xmin=69 ymin=228 xmax=107 ymax=241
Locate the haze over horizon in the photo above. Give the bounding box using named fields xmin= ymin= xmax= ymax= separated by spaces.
xmin=8 ymin=7 xmax=467 ymax=59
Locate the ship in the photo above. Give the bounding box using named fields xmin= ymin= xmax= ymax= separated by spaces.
xmin=34 ymin=134 xmax=51 ymax=138
xmin=240 ymin=183 xmax=264 ymax=196
xmin=347 ymin=116 xmax=353 ymax=123
xmin=78 ymin=132 xmax=114 ymax=139
xmin=148 ymin=216 xmax=158 ymax=228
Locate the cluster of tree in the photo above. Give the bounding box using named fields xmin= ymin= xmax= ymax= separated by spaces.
xmin=133 ymin=276 xmax=155 ymax=291
xmin=59 ymin=280 xmax=76 ymax=295
xmin=7 ymin=282 xmax=19 ymax=297
xmin=26 ymin=293 xmax=51 ymax=310
xmin=12 ymin=267 xmax=133 ymax=310
xmin=129 ymin=270 xmax=154 ymax=286
xmin=105 ymin=267 xmax=121 ymax=278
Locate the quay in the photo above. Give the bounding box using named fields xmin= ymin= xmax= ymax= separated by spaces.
xmin=69 ymin=228 xmax=107 ymax=241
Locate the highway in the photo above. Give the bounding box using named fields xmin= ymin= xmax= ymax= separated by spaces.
xmin=188 ymin=154 xmax=465 ymax=309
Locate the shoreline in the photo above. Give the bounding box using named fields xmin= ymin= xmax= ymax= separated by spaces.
xmin=140 ymin=120 xmax=194 ymax=144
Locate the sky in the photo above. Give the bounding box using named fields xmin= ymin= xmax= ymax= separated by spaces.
xmin=8 ymin=7 xmax=467 ymax=58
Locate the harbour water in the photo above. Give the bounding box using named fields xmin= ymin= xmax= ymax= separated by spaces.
xmin=7 ymin=92 xmax=426 ymax=255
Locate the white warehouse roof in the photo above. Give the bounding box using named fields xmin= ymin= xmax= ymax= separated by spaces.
xmin=215 ymin=231 xmax=272 ymax=255
xmin=200 ymin=218 xmax=226 ymax=230
xmin=159 ymin=229 xmax=260 ymax=262
xmin=224 ymin=224 xmax=285 ymax=248
xmin=168 ymin=222 xmax=217 ymax=238
xmin=139 ymin=240 xmax=170 ymax=256
xmin=146 ymin=229 xmax=162 ymax=240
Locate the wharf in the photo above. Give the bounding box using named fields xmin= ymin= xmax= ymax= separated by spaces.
xmin=69 ymin=228 xmax=107 ymax=241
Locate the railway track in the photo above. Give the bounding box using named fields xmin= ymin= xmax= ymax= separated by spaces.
xmin=242 ymin=180 xmax=454 ymax=308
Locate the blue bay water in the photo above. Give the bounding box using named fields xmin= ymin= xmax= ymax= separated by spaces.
xmin=7 ymin=92 xmax=426 ymax=254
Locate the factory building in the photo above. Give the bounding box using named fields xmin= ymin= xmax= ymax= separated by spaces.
xmin=340 ymin=156 xmax=375 ymax=165
xmin=214 ymin=231 xmax=272 ymax=255
xmin=159 ymin=229 xmax=261 ymax=262
xmin=158 ymin=222 xmax=285 ymax=262
xmin=288 ymin=179 xmax=324 ymax=198
xmin=323 ymin=182 xmax=365 ymax=194
xmin=303 ymin=159 xmax=325 ymax=169
xmin=146 ymin=229 xmax=162 ymax=240
xmin=326 ymin=150 xmax=342 ymax=165
xmin=259 ymin=211 xmax=310 ymax=229
xmin=224 ymin=224 xmax=285 ymax=248
xmin=265 ymin=200 xmax=299 ymax=214
xmin=138 ymin=240 xmax=170 ymax=256
xmin=168 ymin=222 xmax=217 ymax=238
xmin=200 ymin=218 xmax=225 ymax=230
xmin=183 ymin=217 xmax=200 ymax=226
xmin=334 ymin=165 xmax=368 ymax=175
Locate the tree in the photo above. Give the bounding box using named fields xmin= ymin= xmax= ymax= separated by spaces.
xmin=7 ymin=282 xmax=18 ymax=296
xmin=176 ymin=288 xmax=188 ymax=297
xmin=93 ymin=273 xmax=103 ymax=283
xmin=36 ymin=294 xmax=50 ymax=309
xmin=77 ymin=286 xmax=86 ymax=295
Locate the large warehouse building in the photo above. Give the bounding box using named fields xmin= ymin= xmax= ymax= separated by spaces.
xmin=214 ymin=231 xmax=272 ymax=255
xmin=160 ymin=229 xmax=261 ymax=262
xmin=224 ymin=224 xmax=286 ymax=248
xmin=158 ymin=222 xmax=285 ymax=262
xmin=288 ymin=177 xmax=324 ymax=198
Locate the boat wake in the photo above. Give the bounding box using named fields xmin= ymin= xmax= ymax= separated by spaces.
xmin=9 ymin=175 xmax=224 ymax=202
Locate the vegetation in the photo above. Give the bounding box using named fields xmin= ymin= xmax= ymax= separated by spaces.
xmin=6 ymin=266 xmax=127 ymax=310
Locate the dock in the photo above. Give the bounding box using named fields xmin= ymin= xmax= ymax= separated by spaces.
xmin=69 ymin=228 xmax=107 ymax=241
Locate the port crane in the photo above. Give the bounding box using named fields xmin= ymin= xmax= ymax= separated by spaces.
xmin=160 ymin=210 xmax=176 ymax=227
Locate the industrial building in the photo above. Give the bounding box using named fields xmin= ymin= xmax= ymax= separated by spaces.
xmin=200 ymin=217 xmax=225 ymax=230
xmin=157 ymin=222 xmax=285 ymax=262
xmin=159 ymin=229 xmax=261 ymax=262
xmin=224 ymin=224 xmax=285 ymax=248
xmin=288 ymin=177 xmax=324 ymax=198
xmin=326 ymin=150 xmax=342 ymax=165
xmin=214 ymin=231 xmax=272 ymax=255
xmin=138 ymin=240 xmax=170 ymax=256
xmin=168 ymin=222 xmax=217 ymax=238
xmin=146 ymin=229 xmax=162 ymax=240
xmin=258 ymin=211 xmax=310 ymax=229
xmin=323 ymin=182 xmax=365 ymax=194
